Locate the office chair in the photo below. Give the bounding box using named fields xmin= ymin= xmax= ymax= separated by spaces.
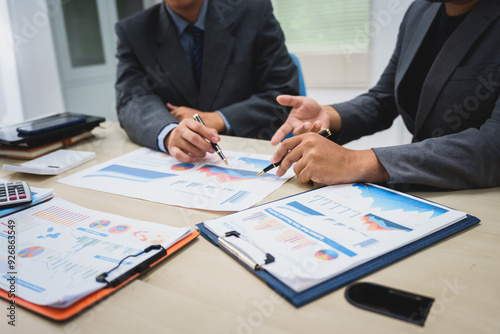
xmin=283 ymin=53 xmax=306 ymax=140
xmin=289 ymin=53 xmax=306 ymax=96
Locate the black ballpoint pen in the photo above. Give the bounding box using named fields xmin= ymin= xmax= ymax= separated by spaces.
xmin=193 ymin=113 xmax=228 ymax=165
xmin=257 ymin=128 xmax=332 ymax=176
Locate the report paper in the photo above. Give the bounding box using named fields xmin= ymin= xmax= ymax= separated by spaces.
xmin=0 ymin=197 xmax=192 ymax=307
xmin=203 ymin=183 xmax=467 ymax=292
xmin=59 ymin=148 xmax=295 ymax=211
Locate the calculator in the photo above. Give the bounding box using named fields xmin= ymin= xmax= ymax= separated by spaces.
xmin=0 ymin=181 xmax=32 ymax=209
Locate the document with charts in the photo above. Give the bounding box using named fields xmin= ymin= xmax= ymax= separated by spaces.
xmin=59 ymin=148 xmax=295 ymax=211
xmin=0 ymin=197 xmax=192 ymax=308
xmin=203 ymin=183 xmax=467 ymax=292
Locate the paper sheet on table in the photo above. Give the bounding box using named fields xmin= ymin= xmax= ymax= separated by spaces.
xmin=58 ymin=148 xmax=295 ymax=211
xmin=204 ymin=183 xmax=467 ymax=292
xmin=0 ymin=197 xmax=191 ymax=308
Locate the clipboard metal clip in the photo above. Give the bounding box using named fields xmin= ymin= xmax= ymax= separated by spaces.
xmin=219 ymin=231 xmax=275 ymax=270
xmin=95 ymin=244 xmax=166 ymax=287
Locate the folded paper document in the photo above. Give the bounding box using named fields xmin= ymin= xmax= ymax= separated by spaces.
xmin=59 ymin=147 xmax=295 ymax=211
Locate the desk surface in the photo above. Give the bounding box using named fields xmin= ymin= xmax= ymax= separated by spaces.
xmin=1 ymin=123 xmax=499 ymax=334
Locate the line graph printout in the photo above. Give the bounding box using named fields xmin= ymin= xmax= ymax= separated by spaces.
xmin=59 ymin=148 xmax=295 ymax=211
xmin=0 ymin=197 xmax=192 ymax=308
xmin=204 ymin=183 xmax=466 ymax=292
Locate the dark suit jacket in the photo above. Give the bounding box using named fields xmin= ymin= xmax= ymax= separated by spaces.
xmin=333 ymin=0 xmax=500 ymax=189
xmin=115 ymin=0 xmax=299 ymax=149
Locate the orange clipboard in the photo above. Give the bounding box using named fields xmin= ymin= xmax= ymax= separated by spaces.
xmin=0 ymin=231 xmax=199 ymax=321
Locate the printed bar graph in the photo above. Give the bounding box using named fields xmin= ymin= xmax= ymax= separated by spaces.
xmin=309 ymin=195 xmax=336 ymax=207
xmin=221 ymin=190 xmax=250 ymax=205
xmin=275 ymin=230 xmax=316 ymax=250
xmin=244 ymin=212 xmax=267 ymax=221
xmin=33 ymin=206 xmax=90 ymax=227
xmin=250 ymin=216 xmax=285 ymax=231
xmin=309 ymin=195 xmax=362 ymax=217
xmin=354 ymin=238 xmax=379 ymax=248
xmin=243 ymin=211 xmax=315 ymax=250
xmin=171 ymin=180 xmax=188 ymax=186
xmin=73 ymin=236 xmax=101 ymax=252
xmin=101 ymin=242 xmax=141 ymax=255
xmin=45 ymin=256 xmax=101 ymax=282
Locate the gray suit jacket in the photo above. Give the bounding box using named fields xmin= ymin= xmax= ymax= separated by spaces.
xmin=333 ymin=0 xmax=500 ymax=190
xmin=115 ymin=0 xmax=299 ymax=149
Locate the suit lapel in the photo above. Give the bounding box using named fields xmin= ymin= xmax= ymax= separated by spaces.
xmin=395 ymin=5 xmax=439 ymax=89
xmin=415 ymin=0 xmax=500 ymax=135
xmin=155 ymin=5 xmax=199 ymax=107
xmin=198 ymin=4 xmax=235 ymax=111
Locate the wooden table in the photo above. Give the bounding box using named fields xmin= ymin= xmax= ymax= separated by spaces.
xmin=1 ymin=122 xmax=499 ymax=333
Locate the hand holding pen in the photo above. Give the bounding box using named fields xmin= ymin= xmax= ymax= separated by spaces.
xmin=193 ymin=114 xmax=228 ymax=165
xmin=258 ymin=129 xmax=331 ymax=176
xmin=164 ymin=116 xmax=222 ymax=164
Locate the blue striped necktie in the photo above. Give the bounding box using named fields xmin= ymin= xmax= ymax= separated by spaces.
xmin=188 ymin=25 xmax=203 ymax=89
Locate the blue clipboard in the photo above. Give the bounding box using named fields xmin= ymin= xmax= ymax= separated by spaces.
xmin=196 ymin=189 xmax=480 ymax=308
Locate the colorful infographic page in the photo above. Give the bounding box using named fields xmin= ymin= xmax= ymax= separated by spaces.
xmin=204 ymin=183 xmax=466 ymax=292
xmin=59 ymin=148 xmax=295 ymax=211
xmin=0 ymin=197 xmax=191 ymax=307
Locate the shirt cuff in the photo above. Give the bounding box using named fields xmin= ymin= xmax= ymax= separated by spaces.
xmin=157 ymin=123 xmax=178 ymax=152
xmin=216 ymin=111 xmax=232 ymax=135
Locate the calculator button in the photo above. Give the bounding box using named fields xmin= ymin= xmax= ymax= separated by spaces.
xmin=0 ymin=181 xmax=32 ymax=208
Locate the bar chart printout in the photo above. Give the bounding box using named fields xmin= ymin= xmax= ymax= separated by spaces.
xmin=58 ymin=148 xmax=295 ymax=211
xmin=0 ymin=197 xmax=192 ymax=308
xmin=203 ymin=183 xmax=466 ymax=292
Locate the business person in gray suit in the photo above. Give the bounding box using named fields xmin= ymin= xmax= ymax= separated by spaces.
xmin=115 ymin=0 xmax=299 ymax=163
xmin=270 ymin=0 xmax=500 ymax=190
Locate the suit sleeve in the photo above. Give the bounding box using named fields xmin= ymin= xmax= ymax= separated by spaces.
xmin=328 ymin=1 xmax=500 ymax=189
xmin=115 ymin=22 xmax=178 ymax=150
xmin=373 ymin=97 xmax=500 ymax=189
xmin=218 ymin=0 xmax=300 ymax=140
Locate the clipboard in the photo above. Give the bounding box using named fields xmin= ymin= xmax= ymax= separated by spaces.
xmin=196 ymin=186 xmax=480 ymax=307
xmin=0 ymin=231 xmax=199 ymax=321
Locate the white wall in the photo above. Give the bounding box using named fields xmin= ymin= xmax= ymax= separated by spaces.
xmin=50 ymin=0 xmax=160 ymax=123
xmin=6 ymin=0 xmax=65 ymax=122
xmin=0 ymin=0 xmax=24 ymax=126
xmin=308 ymin=0 xmax=414 ymax=149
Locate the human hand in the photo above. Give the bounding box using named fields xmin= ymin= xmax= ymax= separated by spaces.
xmin=165 ymin=118 xmax=220 ymax=163
xmin=271 ymin=132 xmax=388 ymax=185
xmin=270 ymin=95 xmax=333 ymax=145
xmin=167 ymin=103 xmax=226 ymax=132
xmin=167 ymin=103 xmax=200 ymax=120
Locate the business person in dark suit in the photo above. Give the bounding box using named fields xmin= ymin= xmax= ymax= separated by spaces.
xmin=115 ymin=0 xmax=299 ymax=163
xmin=270 ymin=0 xmax=500 ymax=190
